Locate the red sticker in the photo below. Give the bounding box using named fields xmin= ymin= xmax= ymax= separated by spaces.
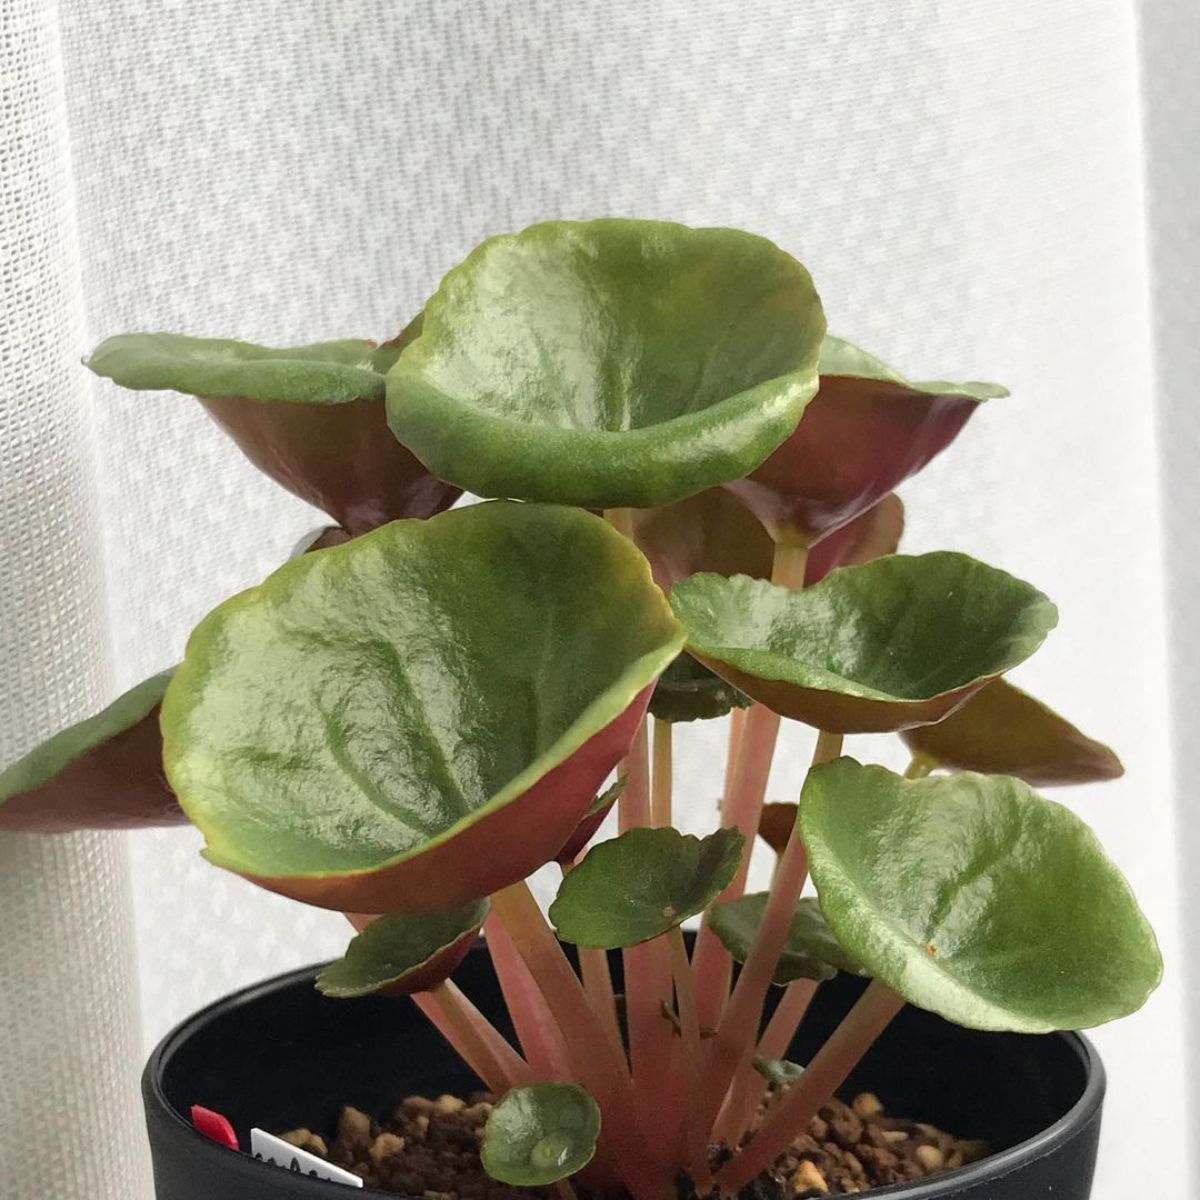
xmin=191 ymin=1104 xmax=239 ymax=1150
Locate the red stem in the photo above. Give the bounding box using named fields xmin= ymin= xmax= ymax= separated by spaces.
xmin=415 ymin=982 xmax=533 ymax=1095
xmin=715 ymin=980 xmax=905 ymax=1191
xmin=490 ymin=881 xmax=671 ymax=1200
xmin=714 ymin=977 xmax=819 ymax=1145
xmin=692 ymin=703 xmax=782 ymax=1031
xmin=668 ymin=927 xmax=712 ymax=1190
xmin=484 ymin=911 xmax=574 ymax=1079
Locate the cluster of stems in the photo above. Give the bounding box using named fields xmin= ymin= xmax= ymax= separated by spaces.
xmin=388 ymin=516 xmax=908 ymax=1200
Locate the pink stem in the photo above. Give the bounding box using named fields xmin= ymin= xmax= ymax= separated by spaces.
xmin=715 ymin=981 xmax=905 ymax=1191
xmin=415 ymin=982 xmax=533 ymax=1095
xmin=724 ymin=707 xmax=748 ymax=798
xmin=490 ymin=882 xmax=671 ymax=1200
xmin=484 ymin=911 xmax=574 ymax=1079
xmin=692 ymin=703 xmax=782 ymax=1031
xmin=714 ymin=978 xmax=819 ymax=1145
xmin=668 ymin=928 xmax=712 ymax=1190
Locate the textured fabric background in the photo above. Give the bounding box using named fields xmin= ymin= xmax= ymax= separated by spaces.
xmin=0 ymin=1 xmax=1192 ymax=1197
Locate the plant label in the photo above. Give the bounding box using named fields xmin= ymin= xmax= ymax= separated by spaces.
xmin=250 ymin=1128 xmax=364 ymax=1188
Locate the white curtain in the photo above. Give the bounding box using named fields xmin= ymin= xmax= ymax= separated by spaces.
xmin=1 ymin=3 xmax=1192 ymax=1198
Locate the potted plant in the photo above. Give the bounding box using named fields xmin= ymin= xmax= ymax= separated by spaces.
xmin=0 ymin=219 xmax=1159 ymax=1200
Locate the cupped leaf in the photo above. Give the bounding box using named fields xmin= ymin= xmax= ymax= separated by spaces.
xmin=386 ymin=219 xmax=827 ymax=509
xmin=801 ymin=758 xmax=1162 ymax=1031
xmin=900 ymin=678 xmax=1123 ymax=786
xmin=316 ymin=900 xmax=488 ymax=997
xmin=671 ymin=553 xmax=1057 ymax=733
xmin=753 ymin=1057 xmax=805 ymax=1086
xmin=0 ymin=672 xmax=184 ymax=832
xmin=556 ymin=778 xmax=627 ymax=865
xmin=726 ymin=335 xmax=1004 ymax=541
xmin=88 ymin=329 xmax=459 ymax=534
xmin=481 ymin=1084 xmax=601 ymax=1186
xmin=550 ymin=827 xmax=744 ymax=948
xmin=709 ymin=893 xmax=865 ymax=985
xmin=648 ymin=652 xmax=753 ymax=723
xmin=162 ymin=502 xmax=685 ymax=913
xmin=757 ymin=802 xmax=799 ymax=857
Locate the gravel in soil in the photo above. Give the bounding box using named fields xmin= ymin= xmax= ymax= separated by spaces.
xmin=280 ymin=1090 xmax=987 ymax=1198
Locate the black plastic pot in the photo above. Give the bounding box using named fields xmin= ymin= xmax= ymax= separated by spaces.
xmin=144 ymin=946 xmax=1104 ymax=1200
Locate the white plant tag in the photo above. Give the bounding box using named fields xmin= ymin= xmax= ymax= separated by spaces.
xmin=251 ymin=1128 xmax=364 ymax=1188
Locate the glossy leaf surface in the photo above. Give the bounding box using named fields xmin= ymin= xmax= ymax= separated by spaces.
xmin=88 ymin=330 xmax=459 ymax=533
xmin=671 ymin=552 xmax=1057 ymax=732
xmin=901 ymin=678 xmax=1123 ymax=786
xmin=550 ymin=827 xmax=744 ymax=948
xmin=0 ymin=672 xmax=183 ymax=831
xmin=647 ymin=652 xmax=752 ymax=723
xmin=316 ymin=900 xmax=488 ymax=997
xmin=386 ymin=219 xmax=826 ymax=509
xmin=802 ymin=758 xmax=1162 ymax=1031
xmin=162 ymin=502 xmax=684 ymax=913
xmin=481 ymin=1084 xmax=601 ymax=1186
xmin=709 ymin=892 xmax=865 ymax=984
xmin=727 ymin=335 xmax=1004 ymax=541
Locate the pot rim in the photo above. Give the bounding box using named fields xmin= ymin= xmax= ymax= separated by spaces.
xmin=144 ymin=960 xmax=1106 ymax=1200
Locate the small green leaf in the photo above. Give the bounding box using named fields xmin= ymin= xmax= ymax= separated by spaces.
xmin=0 ymin=671 xmax=183 ymax=832
xmin=900 ymin=678 xmax=1123 ymax=786
xmin=316 ymin=900 xmax=488 ymax=997
xmin=801 ymin=758 xmax=1162 ymax=1032
xmin=727 ymin=334 xmax=1004 ymax=541
xmin=162 ymin=502 xmax=684 ymax=914
xmin=671 ymin=552 xmax=1057 ymax=733
xmin=386 ymin=218 xmax=827 ymax=509
xmin=87 ymin=330 xmax=459 ymax=533
xmin=556 ymin=778 xmax=627 ymax=865
xmin=708 ymin=893 xmax=865 ymax=984
xmin=648 ymin=652 xmax=753 ymax=723
xmin=753 ymin=1057 xmax=805 ymax=1086
xmin=550 ymin=827 xmax=745 ymax=948
xmin=481 ymin=1084 xmax=601 ymax=1186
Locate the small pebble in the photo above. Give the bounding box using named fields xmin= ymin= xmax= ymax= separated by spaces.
xmin=915 ymin=1144 xmax=946 ymax=1171
xmin=851 ymin=1093 xmax=882 ymax=1118
xmin=791 ymin=1159 xmax=829 ymax=1194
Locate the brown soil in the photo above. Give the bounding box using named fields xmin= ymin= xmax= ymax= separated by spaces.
xmin=280 ymin=1091 xmax=987 ymax=1198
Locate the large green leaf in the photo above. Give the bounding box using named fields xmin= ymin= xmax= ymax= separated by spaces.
xmin=481 ymin=1084 xmax=602 ymax=1186
xmin=671 ymin=553 xmax=1057 ymax=733
xmin=0 ymin=672 xmax=183 ymax=832
xmin=162 ymin=502 xmax=685 ymax=913
xmin=801 ymin=759 xmax=1162 ymax=1031
xmin=87 ymin=327 xmax=459 ymax=533
xmin=647 ymin=652 xmax=752 ymax=723
xmin=901 ymin=678 xmax=1123 ymax=786
xmin=386 ymin=219 xmax=827 ymax=509
xmin=727 ymin=335 xmax=1004 ymax=541
xmin=316 ymin=900 xmax=488 ymax=997
xmin=550 ymin=827 xmax=744 ymax=948
xmin=708 ymin=893 xmax=865 ymax=985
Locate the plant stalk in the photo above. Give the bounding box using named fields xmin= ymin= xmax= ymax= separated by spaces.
xmin=715 ymin=980 xmax=906 ymax=1191
xmin=668 ymin=926 xmax=712 ymax=1190
xmin=651 ymin=718 xmax=673 ymax=828
xmin=417 ymin=981 xmax=533 ymax=1095
xmin=904 ymin=752 xmax=936 ymax=779
xmin=489 ymin=881 xmax=671 ymax=1200
xmin=713 ymin=977 xmax=819 ymax=1145
xmin=724 ymin=706 xmax=748 ymax=797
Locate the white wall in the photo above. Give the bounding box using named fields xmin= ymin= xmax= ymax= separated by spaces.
xmin=42 ymin=3 xmax=1189 ymax=1196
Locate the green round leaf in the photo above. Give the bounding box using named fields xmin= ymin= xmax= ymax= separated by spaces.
xmin=482 ymin=1084 xmax=601 ymax=1186
xmin=670 ymin=552 xmax=1058 ymax=733
xmin=88 ymin=330 xmax=459 ymax=533
xmin=727 ymin=334 xmax=1004 ymax=541
xmin=550 ymin=827 xmax=745 ymax=948
xmin=709 ymin=893 xmax=865 ymax=985
xmin=0 ymin=671 xmax=184 ymax=832
xmin=753 ymin=1057 xmax=805 ymax=1086
xmin=386 ymin=219 xmax=827 ymax=509
xmin=316 ymin=900 xmax=488 ymax=997
xmin=801 ymin=758 xmax=1162 ymax=1031
xmin=900 ymin=678 xmax=1123 ymax=786
xmin=162 ymin=501 xmax=684 ymax=913
xmin=648 ymin=652 xmax=753 ymax=723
